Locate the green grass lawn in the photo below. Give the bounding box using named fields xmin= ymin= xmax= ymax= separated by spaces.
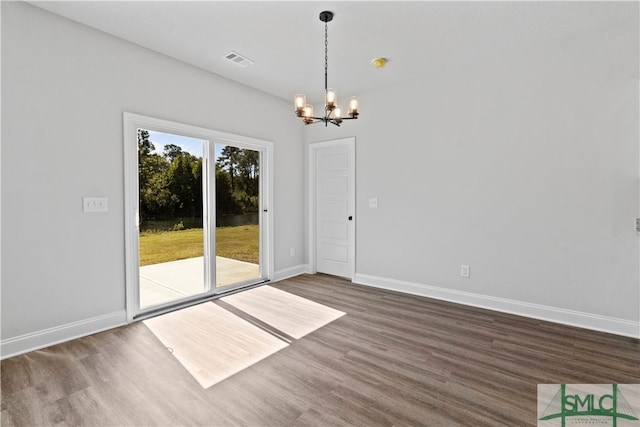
xmin=139 ymin=225 xmax=259 ymax=266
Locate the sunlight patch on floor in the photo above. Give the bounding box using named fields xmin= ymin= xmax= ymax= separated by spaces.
xmin=222 ymin=285 xmax=346 ymax=339
xmin=143 ymin=286 xmax=345 ymax=388
xmin=144 ymin=302 xmax=287 ymax=388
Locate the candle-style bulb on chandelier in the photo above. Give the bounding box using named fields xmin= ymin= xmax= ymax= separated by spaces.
xmin=294 ymin=11 xmax=359 ymax=127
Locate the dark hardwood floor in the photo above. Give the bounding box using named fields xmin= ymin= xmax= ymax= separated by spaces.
xmin=2 ymin=274 xmax=639 ymax=426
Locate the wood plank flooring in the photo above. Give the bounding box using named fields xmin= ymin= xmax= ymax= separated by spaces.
xmin=2 ymin=274 xmax=639 ymax=426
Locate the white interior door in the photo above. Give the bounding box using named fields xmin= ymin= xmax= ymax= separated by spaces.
xmin=311 ymin=138 xmax=355 ymax=279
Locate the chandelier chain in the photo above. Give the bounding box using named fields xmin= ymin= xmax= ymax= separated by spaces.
xmin=324 ymin=21 xmax=328 ymax=93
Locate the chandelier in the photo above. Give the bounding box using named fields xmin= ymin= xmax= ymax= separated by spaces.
xmin=294 ymin=11 xmax=359 ymax=127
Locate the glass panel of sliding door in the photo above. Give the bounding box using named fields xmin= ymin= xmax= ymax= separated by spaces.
xmin=137 ymin=129 xmax=209 ymax=309
xmin=214 ymin=143 xmax=262 ymax=289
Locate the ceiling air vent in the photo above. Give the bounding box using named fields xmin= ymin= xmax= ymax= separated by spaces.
xmin=223 ymin=51 xmax=254 ymax=68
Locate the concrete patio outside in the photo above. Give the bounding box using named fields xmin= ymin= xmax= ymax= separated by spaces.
xmin=139 ymin=256 xmax=259 ymax=308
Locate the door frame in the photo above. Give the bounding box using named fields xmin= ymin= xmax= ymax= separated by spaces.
xmin=123 ymin=112 xmax=274 ymax=322
xmin=308 ymin=137 xmax=356 ymax=279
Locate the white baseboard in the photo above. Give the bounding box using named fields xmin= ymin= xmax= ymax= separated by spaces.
xmin=353 ymin=273 xmax=639 ymax=339
xmin=1 ymin=310 xmax=127 ymax=360
xmin=273 ymin=264 xmax=310 ymax=282
xmin=5 ymin=273 xmax=634 ymax=360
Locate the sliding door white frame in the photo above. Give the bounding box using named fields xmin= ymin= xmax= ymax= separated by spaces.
xmin=123 ymin=112 xmax=274 ymax=322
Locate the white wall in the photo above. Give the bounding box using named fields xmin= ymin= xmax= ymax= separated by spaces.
xmin=1 ymin=2 xmax=305 ymax=355
xmin=307 ymin=11 xmax=639 ymax=336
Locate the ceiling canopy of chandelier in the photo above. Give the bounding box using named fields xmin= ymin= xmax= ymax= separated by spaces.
xmin=294 ymin=11 xmax=359 ymax=127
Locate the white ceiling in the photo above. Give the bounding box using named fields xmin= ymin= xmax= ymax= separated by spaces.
xmin=30 ymin=1 xmax=635 ymax=105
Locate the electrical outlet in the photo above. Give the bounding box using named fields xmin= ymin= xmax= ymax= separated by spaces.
xmin=290 ymin=248 xmax=295 ymax=258
xmin=460 ymin=265 xmax=470 ymax=278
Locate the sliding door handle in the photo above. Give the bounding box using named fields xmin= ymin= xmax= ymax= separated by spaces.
xmin=348 ymin=216 xmax=353 ymax=221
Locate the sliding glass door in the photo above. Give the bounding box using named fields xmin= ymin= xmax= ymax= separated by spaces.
xmin=123 ymin=113 xmax=273 ymax=321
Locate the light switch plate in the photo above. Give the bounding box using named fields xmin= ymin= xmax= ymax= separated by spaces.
xmin=83 ymin=197 xmax=108 ymax=213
